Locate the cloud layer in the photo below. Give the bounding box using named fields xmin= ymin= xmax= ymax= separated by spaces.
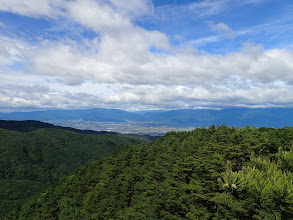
xmin=0 ymin=0 xmax=293 ymax=110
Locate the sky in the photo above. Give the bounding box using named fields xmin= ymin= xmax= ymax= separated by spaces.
xmin=0 ymin=0 xmax=293 ymax=111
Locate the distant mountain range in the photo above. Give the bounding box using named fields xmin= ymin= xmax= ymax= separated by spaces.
xmin=1 ymin=108 xmax=293 ymax=129
xmin=0 ymin=109 xmax=145 ymax=122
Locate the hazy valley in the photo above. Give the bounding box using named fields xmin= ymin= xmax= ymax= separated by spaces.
xmin=2 ymin=108 xmax=293 ymax=136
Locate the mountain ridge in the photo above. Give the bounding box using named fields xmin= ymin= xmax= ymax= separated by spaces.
xmin=1 ymin=107 xmax=293 ymax=128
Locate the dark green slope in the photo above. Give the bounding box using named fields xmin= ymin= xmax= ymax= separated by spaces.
xmin=0 ymin=120 xmax=158 ymax=142
xmin=0 ymin=119 xmax=117 ymax=134
xmin=8 ymin=126 xmax=293 ymax=219
xmin=0 ymin=128 xmax=147 ymax=217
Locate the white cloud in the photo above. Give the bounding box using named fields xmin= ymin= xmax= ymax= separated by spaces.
xmin=154 ymin=0 xmax=229 ymax=21
xmin=208 ymin=21 xmax=230 ymax=32
xmin=26 ymin=38 xmax=293 ymax=86
xmin=12 ymin=35 xmax=293 ymax=110
xmin=102 ymin=80 xmax=293 ymax=109
xmin=240 ymin=0 xmax=264 ymax=5
xmin=187 ymin=36 xmax=222 ymax=47
xmin=206 ymin=21 xmax=236 ymax=39
xmin=0 ymin=35 xmax=29 ymax=66
xmin=155 ymin=0 xmax=263 ymax=21
xmin=0 ymin=0 xmax=293 ymax=110
xmin=187 ymin=0 xmax=230 ymax=17
xmin=0 ymin=0 xmax=66 ymax=18
xmin=2 ymin=77 xmax=293 ymax=111
xmin=66 ymin=0 xmax=132 ymax=33
xmin=0 ymin=0 xmax=153 ymax=23
xmin=0 ymin=21 xmax=5 ymax=28
xmin=109 ymin=0 xmax=153 ymax=18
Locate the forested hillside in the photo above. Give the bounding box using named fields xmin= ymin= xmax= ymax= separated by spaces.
xmin=0 ymin=120 xmax=158 ymax=141
xmin=7 ymin=125 xmax=293 ymax=219
xmin=0 ymin=128 xmax=148 ymax=216
xmin=0 ymin=120 xmax=117 ymax=134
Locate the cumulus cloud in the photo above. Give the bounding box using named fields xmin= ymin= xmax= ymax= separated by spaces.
xmin=21 ymin=37 xmax=293 ymax=110
xmin=0 ymin=0 xmax=66 ymax=18
xmin=0 ymin=0 xmax=153 ymax=20
xmin=0 ymin=35 xmax=29 ymax=66
xmin=101 ymin=76 xmax=293 ymax=109
xmin=0 ymin=82 xmax=105 ymax=110
xmin=0 ymin=21 xmax=5 ymax=28
xmin=2 ymin=79 xmax=293 ymax=111
xmin=206 ymin=21 xmax=236 ymax=39
xmin=208 ymin=22 xmax=230 ymax=32
xmin=27 ymin=39 xmax=293 ymax=86
xmin=66 ymin=0 xmax=132 ymax=33
xmin=0 ymin=0 xmax=293 ymax=110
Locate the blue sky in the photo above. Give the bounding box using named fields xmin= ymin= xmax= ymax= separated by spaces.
xmin=0 ymin=0 xmax=293 ymax=111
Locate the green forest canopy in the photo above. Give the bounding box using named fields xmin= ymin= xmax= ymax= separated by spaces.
xmin=5 ymin=125 xmax=293 ymax=219
xmin=0 ymin=127 xmax=149 ymax=216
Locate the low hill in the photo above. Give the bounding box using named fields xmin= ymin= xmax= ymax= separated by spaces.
xmin=0 ymin=127 xmax=149 ymax=216
xmin=0 ymin=120 xmax=116 ymax=134
xmin=0 ymin=120 xmax=158 ymax=142
xmin=8 ymin=125 xmax=293 ymax=219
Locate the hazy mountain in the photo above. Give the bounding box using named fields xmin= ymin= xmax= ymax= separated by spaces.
xmin=1 ymin=108 xmax=293 ymax=130
xmin=0 ymin=108 xmax=146 ymax=122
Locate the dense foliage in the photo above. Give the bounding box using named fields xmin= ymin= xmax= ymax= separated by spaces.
xmin=217 ymin=152 xmax=293 ymax=219
xmin=6 ymin=125 xmax=293 ymax=219
xmin=0 ymin=128 xmax=147 ymax=216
